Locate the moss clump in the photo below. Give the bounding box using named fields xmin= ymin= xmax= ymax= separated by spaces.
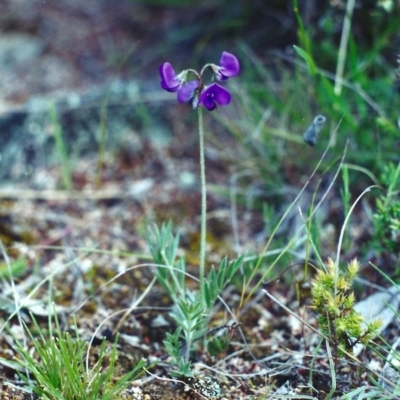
xmin=311 ymin=258 xmax=382 ymax=356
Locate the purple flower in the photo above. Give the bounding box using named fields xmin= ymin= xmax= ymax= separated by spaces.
xmin=177 ymin=80 xmax=199 ymax=104
xmin=159 ymin=62 xmax=182 ymax=92
xmin=159 ymin=52 xmax=239 ymax=111
xmin=199 ymin=83 xmax=231 ymax=111
xmin=213 ymin=51 xmax=240 ymax=82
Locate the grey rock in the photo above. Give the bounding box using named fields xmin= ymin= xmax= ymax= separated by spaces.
xmin=0 ymin=79 xmax=169 ymax=184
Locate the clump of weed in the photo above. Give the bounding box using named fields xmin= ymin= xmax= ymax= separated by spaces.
xmin=15 ymin=313 xmax=146 ymax=400
xmin=311 ymin=258 xmax=382 ymax=357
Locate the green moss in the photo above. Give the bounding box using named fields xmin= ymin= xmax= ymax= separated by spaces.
xmin=311 ymin=258 xmax=382 ymax=356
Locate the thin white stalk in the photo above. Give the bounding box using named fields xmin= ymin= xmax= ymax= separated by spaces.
xmin=334 ymin=185 xmax=378 ymax=285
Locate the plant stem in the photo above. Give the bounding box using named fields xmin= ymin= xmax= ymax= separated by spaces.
xmin=49 ymin=102 xmax=73 ymax=191
xmin=198 ymin=105 xmax=207 ymax=302
xmin=334 ymin=0 xmax=355 ymax=96
xmin=96 ymin=94 xmax=109 ymax=188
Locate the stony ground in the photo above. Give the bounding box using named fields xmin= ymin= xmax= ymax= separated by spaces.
xmin=0 ymin=111 xmax=398 ymax=399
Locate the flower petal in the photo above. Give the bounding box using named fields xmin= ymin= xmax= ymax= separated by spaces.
xmin=201 ymin=92 xmax=217 ymax=111
xmin=212 ymin=83 xmax=231 ymax=105
xmin=159 ymin=62 xmax=180 ymax=92
xmin=177 ymin=80 xmax=198 ymax=103
xmin=217 ymin=51 xmax=240 ymax=81
xmin=199 ymin=83 xmax=231 ymax=111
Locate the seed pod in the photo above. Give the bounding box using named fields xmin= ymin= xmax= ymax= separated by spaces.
xmin=303 ymin=115 xmax=327 ymax=146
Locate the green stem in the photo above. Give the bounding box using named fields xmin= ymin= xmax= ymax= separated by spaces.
xmin=198 ymin=106 xmax=207 ymax=301
xmin=49 ymin=102 xmax=73 ymax=191
xmin=96 ymin=94 xmax=109 ymax=188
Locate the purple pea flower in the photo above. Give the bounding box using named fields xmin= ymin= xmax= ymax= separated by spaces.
xmin=212 ymin=51 xmax=240 ymax=82
xmin=159 ymin=62 xmax=200 ymax=104
xmin=159 ymin=62 xmax=185 ymax=92
xmin=177 ymin=80 xmax=199 ymax=105
xmin=199 ymin=83 xmax=231 ymax=111
xmin=159 ymin=51 xmax=239 ymax=111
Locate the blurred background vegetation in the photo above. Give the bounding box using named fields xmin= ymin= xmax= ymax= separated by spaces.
xmin=126 ymin=0 xmax=400 ymax=181
xmin=1 ymin=0 xmax=399 ymax=261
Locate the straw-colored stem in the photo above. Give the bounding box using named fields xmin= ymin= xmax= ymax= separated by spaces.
xmin=334 ymin=0 xmax=356 ymax=96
